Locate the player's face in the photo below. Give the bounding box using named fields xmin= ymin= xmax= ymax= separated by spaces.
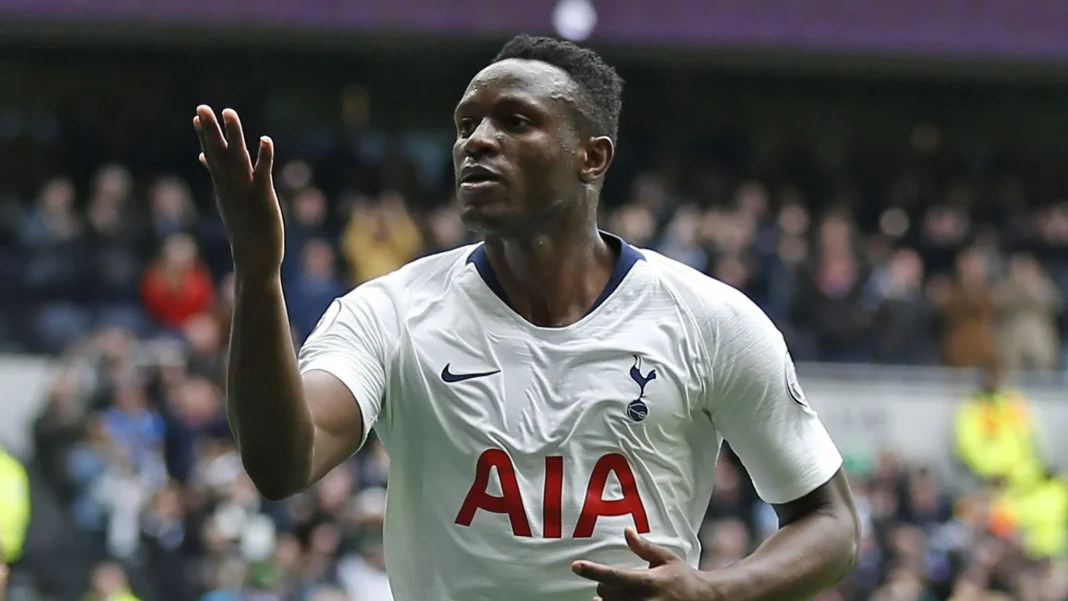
xmin=452 ymin=59 xmax=593 ymax=237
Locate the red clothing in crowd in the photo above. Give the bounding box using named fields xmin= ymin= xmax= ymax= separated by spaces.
xmin=141 ymin=264 xmax=215 ymax=329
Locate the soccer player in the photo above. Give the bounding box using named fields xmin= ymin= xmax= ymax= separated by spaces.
xmin=193 ymin=34 xmax=859 ymax=601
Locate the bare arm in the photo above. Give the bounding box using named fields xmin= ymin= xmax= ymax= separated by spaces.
xmin=193 ymin=105 xmax=364 ymax=500
xmin=572 ymin=471 xmax=858 ymax=601
xmin=704 ymin=470 xmax=859 ymax=601
xmin=227 ymin=273 xmax=363 ymax=500
xmin=701 ymin=294 xmax=859 ymax=600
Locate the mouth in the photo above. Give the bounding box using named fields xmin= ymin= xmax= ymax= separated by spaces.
xmin=458 ymin=165 xmax=504 ymax=191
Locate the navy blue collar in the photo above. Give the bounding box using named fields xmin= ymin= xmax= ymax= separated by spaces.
xmin=466 ymin=232 xmax=645 ymax=318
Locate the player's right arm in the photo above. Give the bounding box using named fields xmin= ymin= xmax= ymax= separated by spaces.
xmin=193 ymin=106 xmax=367 ymax=500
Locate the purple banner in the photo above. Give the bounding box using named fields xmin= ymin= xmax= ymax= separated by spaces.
xmin=3 ymin=0 xmax=1068 ymax=60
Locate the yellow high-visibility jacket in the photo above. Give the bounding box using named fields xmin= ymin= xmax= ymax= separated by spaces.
xmin=0 ymin=450 xmax=30 ymax=564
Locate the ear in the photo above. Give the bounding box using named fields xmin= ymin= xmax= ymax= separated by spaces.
xmin=579 ymin=136 xmax=614 ymax=184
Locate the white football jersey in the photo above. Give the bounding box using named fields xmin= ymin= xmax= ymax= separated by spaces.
xmin=298 ymin=234 xmax=842 ymax=601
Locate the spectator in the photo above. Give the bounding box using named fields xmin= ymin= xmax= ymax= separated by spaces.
xmin=139 ymin=482 xmax=197 ymax=601
xmin=866 ymin=248 xmax=938 ymax=364
xmin=141 ymin=233 xmax=215 ymax=331
xmin=162 ymin=376 xmax=229 ymax=483
xmin=424 ymin=203 xmax=468 ymax=253
xmin=149 ymin=177 xmax=198 ymax=241
xmin=99 ymin=376 xmax=167 ymax=484
xmin=198 ymin=557 xmax=249 ymax=601
xmin=936 ymin=247 xmax=997 ymax=369
xmin=793 ymin=248 xmax=873 ymax=362
xmin=92 ymin=164 xmax=134 ymax=206
xmin=657 ymin=204 xmax=709 ymax=271
xmin=340 ymin=191 xmax=422 ymax=285
xmin=283 ymin=187 xmax=331 ymax=282
xmin=21 ymin=177 xmax=94 ymax=351
xmin=708 ymin=209 xmax=771 ymax=306
xmin=285 ymin=238 xmax=346 ymax=343
xmin=0 ymin=193 xmax=21 ymax=332
xmin=733 ymin=180 xmax=777 ymax=256
xmin=710 ymin=255 xmax=756 ymax=299
xmin=918 ymin=206 xmax=970 ymax=277
xmin=19 ymin=176 xmax=88 ymax=299
xmin=83 ymin=562 xmax=142 ymax=601
xmin=992 ymin=254 xmax=1062 ymax=371
xmin=86 ymin=168 xmax=148 ymax=334
xmin=181 ymin=312 xmax=226 ymax=381
xmin=763 ymin=204 xmax=811 ymax=326
xmin=954 ymin=366 xmax=1042 ymax=489
xmin=0 ymin=447 xmax=30 ymax=567
xmin=899 ymin=468 xmax=953 ymax=529
xmin=606 ymin=203 xmax=656 ymax=247
xmin=1031 ymin=203 xmax=1068 ymax=366
xmin=1033 ymin=202 xmax=1068 ymax=292
xmin=336 ymin=487 xmax=391 ymax=601
xmin=629 ymin=172 xmax=675 ymax=228
xmin=33 ymin=367 xmax=90 ymax=505
xmin=992 ymin=468 xmax=1068 ymax=560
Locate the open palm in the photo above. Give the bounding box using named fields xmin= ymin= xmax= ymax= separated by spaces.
xmin=193 ymin=105 xmax=285 ymax=277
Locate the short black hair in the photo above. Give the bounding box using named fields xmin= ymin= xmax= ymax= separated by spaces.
xmin=493 ymin=34 xmax=624 ymax=142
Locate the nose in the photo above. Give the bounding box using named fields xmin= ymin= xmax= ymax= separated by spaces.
xmin=462 ymin=118 xmax=501 ymax=158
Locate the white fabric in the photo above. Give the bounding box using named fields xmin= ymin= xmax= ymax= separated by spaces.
xmin=297 ymin=243 xmax=842 ymax=601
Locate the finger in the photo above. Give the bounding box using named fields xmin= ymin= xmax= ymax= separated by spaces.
xmin=595 ymin=583 xmax=643 ymax=601
xmin=253 ymin=136 xmax=275 ymax=191
xmin=624 ymin=527 xmax=678 ymax=567
xmin=193 ymin=117 xmax=222 ymax=178
xmin=221 ymin=108 xmax=254 ymax=174
xmin=195 ymin=105 xmax=229 ymax=170
xmin=572 ymin=560 xmax=650 ymax=588
xmin=193 ymin=118 xmax=214 ymax=174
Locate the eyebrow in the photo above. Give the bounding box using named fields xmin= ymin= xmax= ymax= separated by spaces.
xmin=455 ymin=92 xmax=548 ymax=117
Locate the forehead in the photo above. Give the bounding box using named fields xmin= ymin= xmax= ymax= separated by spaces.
xmin=456 ymin=59 xmax=579 ymax=111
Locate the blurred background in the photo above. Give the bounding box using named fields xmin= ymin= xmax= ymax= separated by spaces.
xmin=1 ymin=1 xmax=1068 ymax=600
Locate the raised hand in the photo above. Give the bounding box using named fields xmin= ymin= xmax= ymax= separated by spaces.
xmin=572 ymin=528 xmax=711 ymax=601
xmin=193 ymin=105 xmax=284 ymax=278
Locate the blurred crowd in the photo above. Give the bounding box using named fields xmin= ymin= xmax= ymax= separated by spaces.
xmin=0 ymin=156 xmax=1066 ymax=369
xmin=1 ymin=139 xmax=1066 ymax=601
xmin=25 ymin=335 xmax=1068 ymax=601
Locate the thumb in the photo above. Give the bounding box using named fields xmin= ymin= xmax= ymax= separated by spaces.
xmin=253 ymin=136 xmax=275 ymax=190
xmin=624 ymin=527 xmax=677 ymax=566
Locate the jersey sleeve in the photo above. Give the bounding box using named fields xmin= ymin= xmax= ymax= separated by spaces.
xmin=297 ymin=281 xmax=399 ymax=447
xmin=704 ymin=292 xmax=842 ymax=505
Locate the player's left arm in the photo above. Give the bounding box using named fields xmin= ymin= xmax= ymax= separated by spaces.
xmin=715 ymin=472 xmax=857 ymax=601
xmin=695 ymin=306 xmax=860 ymax=601
xmin=574 ymin=292 xmax=859 ymax=601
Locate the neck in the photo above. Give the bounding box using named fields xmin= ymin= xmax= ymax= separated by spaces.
xmin=483 ymin=220 xmax=615 ymax=328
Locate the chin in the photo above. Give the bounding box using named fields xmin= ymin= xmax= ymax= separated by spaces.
xmin=458 ymin=195 xmax=510 ymax=233
xmin=458 ymin=207 xmax=527 ymax=238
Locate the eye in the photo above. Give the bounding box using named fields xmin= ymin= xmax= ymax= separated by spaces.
xmin=456 ymin=117 xmax=477 ymax=138
xmin=505 ymin=114 xmax=531 ymax=131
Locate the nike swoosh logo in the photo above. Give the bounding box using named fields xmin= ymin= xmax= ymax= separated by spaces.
xmin=441 ymin=363 xmax=501 ymax=383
